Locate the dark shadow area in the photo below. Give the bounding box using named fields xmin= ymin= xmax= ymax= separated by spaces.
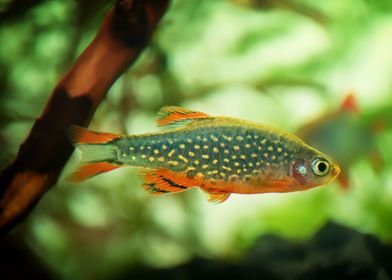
xmin=2 ymin=222 xmax=391 ymax=280
xmin=119 ymin=222 xmax=392 ymax=280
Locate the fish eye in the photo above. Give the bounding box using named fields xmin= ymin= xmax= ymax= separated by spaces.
xmin=311 ymin=158 xmax=330 ymax=176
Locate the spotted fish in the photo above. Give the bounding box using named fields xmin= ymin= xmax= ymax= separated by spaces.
xmin=68 ymin=106 xmax=341 ymax=203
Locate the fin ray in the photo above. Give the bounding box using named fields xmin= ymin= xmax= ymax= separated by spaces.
xmin=68 ymin=126 xmax=121 ymax=182
xmin=68 ymin=125 xmax=120 ymax=144
xmin=157 ymin=106 xmax=211 ymax=127
xmin=207 ymin=192 xmax=231 ymax=204
xmin=68 ymin=162 xmax=121 ymax=182
xmin=142 ymin=168 xmax=199 ymax=195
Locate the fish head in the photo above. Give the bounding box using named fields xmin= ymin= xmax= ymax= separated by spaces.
xmin=290 ymin=148 xmax=341 ymax=190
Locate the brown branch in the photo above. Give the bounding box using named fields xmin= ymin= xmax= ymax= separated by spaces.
xmin=0 ymin=0 xmax=170 ymax=235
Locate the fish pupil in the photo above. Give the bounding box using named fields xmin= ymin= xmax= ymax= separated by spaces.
xmin=317 ymin=162 xmax=327 ymax=172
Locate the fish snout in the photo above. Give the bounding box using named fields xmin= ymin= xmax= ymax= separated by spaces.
xmin=331 ymin=164 xmax=341 ymax=178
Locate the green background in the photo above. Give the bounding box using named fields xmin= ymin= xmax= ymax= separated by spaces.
xmin=1 ymin=0 xmax=392 ymax=279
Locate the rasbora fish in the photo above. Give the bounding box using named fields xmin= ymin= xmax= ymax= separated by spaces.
xmin=68 ymin=106 xmax=341 ymax=203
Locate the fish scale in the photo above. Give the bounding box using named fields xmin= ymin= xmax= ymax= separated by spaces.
xmin=115 ymin=126 xmax=295 ymax=182
xmin=69 ymin=106 xmax=340 ymax=203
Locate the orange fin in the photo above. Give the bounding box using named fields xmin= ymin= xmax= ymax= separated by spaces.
xmin=68 ymin=162 xmax=121 ymax=182
xmin=207 ymin=192 xmax=231 ymax=204
xmin=157 ymin=106 xmax=212 ymax=127
xmin=337 ymin=171 xmax=350 ymax=191
xmin=340 ymin=93 xmax=359 ymax=113
xmin=68 ymin=125 xmax=120 ymax=144
xmin=142 ymin=168 xmax=199 ymax=195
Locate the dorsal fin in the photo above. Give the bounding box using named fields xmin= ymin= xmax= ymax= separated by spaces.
xmin=157 ymin=106 xmax=212 ymax=127
xmin=340 ymin=93 xmax=359 ymax=113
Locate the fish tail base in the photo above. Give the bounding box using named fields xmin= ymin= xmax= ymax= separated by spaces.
xmin=68 ymin=126 xmax=122 ymax=182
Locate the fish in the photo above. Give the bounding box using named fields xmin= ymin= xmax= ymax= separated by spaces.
xmin=68 ymin=106 xmax=341 ymax=203
xmin=296 ymin=93 xmax=382 ymax=190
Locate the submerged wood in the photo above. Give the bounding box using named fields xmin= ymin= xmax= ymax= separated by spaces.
xmin=0 ymin=0 xmax=170 ymax=235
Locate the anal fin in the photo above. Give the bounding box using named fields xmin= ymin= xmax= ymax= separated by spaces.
xmin=142 ymin=168 xmax=199 ymax=195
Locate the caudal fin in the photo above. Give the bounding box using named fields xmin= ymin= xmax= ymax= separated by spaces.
xmin=68 ymin=126 xmax=122 ymax=182
xmin=68 ymin=125 xmax=120 ymax=145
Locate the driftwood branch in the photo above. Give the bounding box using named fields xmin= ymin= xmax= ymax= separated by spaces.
xmin=0 ymin=0 xmax=170 ymax=235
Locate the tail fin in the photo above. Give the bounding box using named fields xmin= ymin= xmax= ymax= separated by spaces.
xmin=68 ymin=125 xmax=120 ymax=145
xmin=68 ymin=126 xmax=122 ymax=182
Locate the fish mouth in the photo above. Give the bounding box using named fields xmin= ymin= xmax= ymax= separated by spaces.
xmin=331 ymin=164 xmax=341 ymax=179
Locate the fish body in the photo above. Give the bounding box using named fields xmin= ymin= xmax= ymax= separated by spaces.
xmin=69 ymin=107 xmax=340 ymax=203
